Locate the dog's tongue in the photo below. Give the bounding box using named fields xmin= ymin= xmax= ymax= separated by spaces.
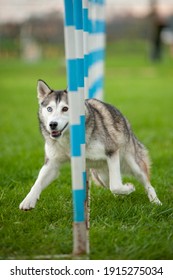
xmin=51 ymin=131 xmax=61 ymax=138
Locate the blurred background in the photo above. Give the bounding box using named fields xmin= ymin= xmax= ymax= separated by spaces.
xmin=0 ymin=0 xmax=173 ymax=61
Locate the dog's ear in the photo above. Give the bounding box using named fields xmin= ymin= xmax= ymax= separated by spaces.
xmin=37 ymin=80 xmax=52 ymax=102
xmin=64 ymin=87 xmax=68 ymax=94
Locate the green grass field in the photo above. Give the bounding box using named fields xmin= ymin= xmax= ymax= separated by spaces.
xmin=0 ymin=41 xmax=173 ymax=260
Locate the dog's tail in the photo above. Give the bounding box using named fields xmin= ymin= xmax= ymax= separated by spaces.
xmin=131 ymin=134 xmax=151 ymax=180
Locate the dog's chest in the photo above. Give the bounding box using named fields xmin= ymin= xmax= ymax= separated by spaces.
xmin=50 ymin=134 xmax=107 ymax=164
xmin=86 ymin=140 xmax=106 ymax=161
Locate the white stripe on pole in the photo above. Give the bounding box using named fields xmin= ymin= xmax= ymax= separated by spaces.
xmin=89 ymin=61 xmax=104 ymax=88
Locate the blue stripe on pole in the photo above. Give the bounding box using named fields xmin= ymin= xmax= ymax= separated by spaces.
xmin=70 ymin=124 xmax=81 ymax=156
xmin=88 ymin=20 xmax=105 ymax=34
xmin=76 ymin=58 xmax=84 ymax=87
xmin=73 ymin=189 xmax=85 ymax=222
xmin=73 ymin=0 xmax=83 ymax=30
xmin=83 ymin=8 xmax=89 ymax=32
xmin=88 ymin=0 xmax=105 ymax=4
xmin=88 ymin=49 xmax=105 ymax=67
xmin=70 ymin=115 xmax=85 ymax=157
xmin=64 ymin=0 xmax=74 ymax=26
xmin=89 ymin=76 xmax=104 ymax=98
xmin=67 ymin=59 xmax=77 ymax=91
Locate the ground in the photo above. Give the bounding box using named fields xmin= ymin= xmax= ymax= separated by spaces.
xmin=0 ymin=41 xmax=173 ymax=259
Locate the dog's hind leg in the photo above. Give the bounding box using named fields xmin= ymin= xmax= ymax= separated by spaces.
xmin=90 ymin=167 xmax=109 ymax=188
xmin=125 ymin=153 xmax=162 ymax=205
xmin=107 ymin=150 xmax=135 ymax=195
xmin=19 ymin=159 xmax=59 ymax=210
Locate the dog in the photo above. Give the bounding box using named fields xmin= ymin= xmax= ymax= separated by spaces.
xmin=19 ymin=80 xmax=161 ymax=210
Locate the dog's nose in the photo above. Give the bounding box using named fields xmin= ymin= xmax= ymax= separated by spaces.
xmin=49 ymin=121 xmax=58 ymax=130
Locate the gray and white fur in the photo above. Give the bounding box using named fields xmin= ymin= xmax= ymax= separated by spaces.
xmin=19 ymin=80 xmax=161 ymax=210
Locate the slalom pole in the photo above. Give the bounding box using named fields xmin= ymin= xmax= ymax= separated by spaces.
xmin=64 ymin=0 xmax=88 ymax=255
xmin=63 ymin=0 xmax=106 ymax=256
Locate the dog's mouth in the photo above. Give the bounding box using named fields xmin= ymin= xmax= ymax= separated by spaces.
xmin=51 ymin=130 xmax=62 ymax=138
xmin=50 ymin=123 xmax=68 ymax=139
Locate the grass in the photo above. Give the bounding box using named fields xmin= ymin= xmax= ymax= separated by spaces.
xmin=0 ymin=41 xmax=173 ymax=260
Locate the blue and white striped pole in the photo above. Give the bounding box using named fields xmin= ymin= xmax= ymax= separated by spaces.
xmin=64 ymin=0 xmax=87 ymax=255
xmin=88 ymin=0 xmax=105 ymax=99
xmin=63 ymin=0 xmax=106 ymax=255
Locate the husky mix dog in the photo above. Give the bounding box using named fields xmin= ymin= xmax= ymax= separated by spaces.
xmin=19 ymin=80 xmax=161 ymax=210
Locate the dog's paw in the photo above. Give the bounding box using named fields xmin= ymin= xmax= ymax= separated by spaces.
xmin=19 ymin=192 xmax=38 ymax=211
xmin=147 ymin=186 xmax=162 ymax=205
xmin=111 ymin=183 xmax=135 ymax=195
xmin=149 ymin=195 xmax=162 ymax=205
xmin=123 ymin=183 xmax=136 ymax=194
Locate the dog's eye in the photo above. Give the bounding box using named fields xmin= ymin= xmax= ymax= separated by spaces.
xmin=62 ymin=106 xmax=68 ymax=112
xmin=47 ymin=107 xmax=53 ymax=112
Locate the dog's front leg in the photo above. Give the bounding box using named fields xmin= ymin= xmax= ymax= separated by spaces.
xmin=19 ymin=159 xmax=59 ymax=210
xmin=107 ymin=150 xmax=135 ymax=195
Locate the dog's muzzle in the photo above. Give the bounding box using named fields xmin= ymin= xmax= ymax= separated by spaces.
xmin=49 ymin=122 xmax=68 ymax=139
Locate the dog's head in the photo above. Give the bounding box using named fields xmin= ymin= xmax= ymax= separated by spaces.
xmin=37 ymin=80 xmax=69 ymax=140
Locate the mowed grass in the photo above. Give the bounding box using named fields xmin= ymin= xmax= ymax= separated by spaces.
xmin=0 ymin=42 xmax=173 ymax=260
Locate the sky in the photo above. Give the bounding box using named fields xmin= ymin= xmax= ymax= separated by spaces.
xmin=0 ymin=0 xmax=173 ymax=23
